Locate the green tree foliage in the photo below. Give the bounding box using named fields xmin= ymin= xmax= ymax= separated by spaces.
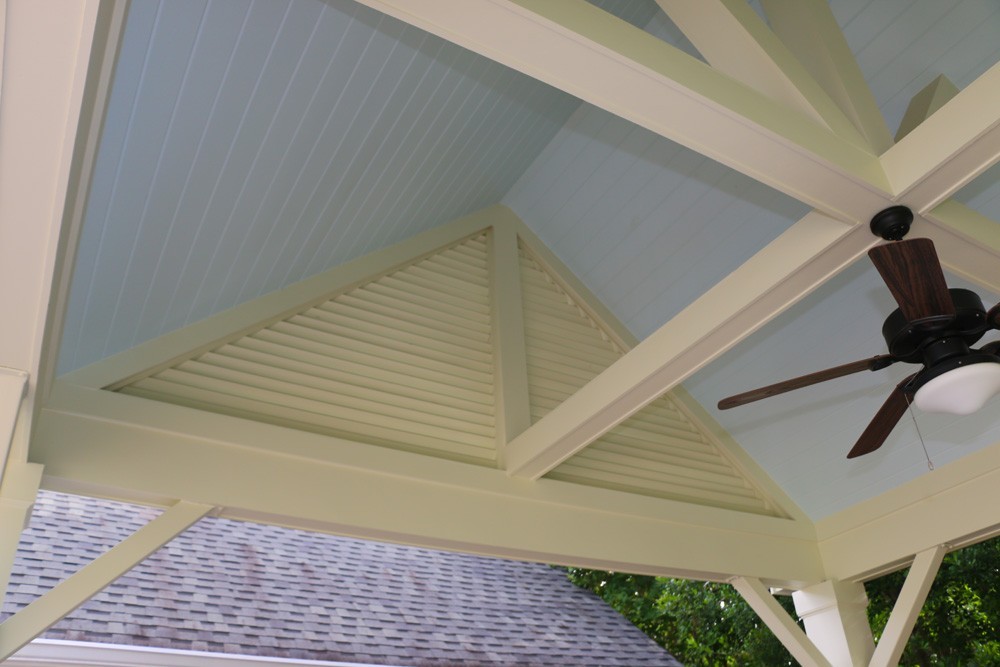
xmin=566 ymin=568 xmax=796 ymax=666
xmin=568 ymin=538 xmax=1000 ymax=667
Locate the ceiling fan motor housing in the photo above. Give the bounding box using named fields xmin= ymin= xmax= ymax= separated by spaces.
xmin=881 ymin=288 xmax=988 ymax=363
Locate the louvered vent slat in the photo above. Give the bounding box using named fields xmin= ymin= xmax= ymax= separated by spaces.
xmin=243 ymin=330 xmax=494 ymax=396
xmin=519 ymin=242 xmax=776 ymax=516
xmin=118 ymin=234 xmax=496 ymax=465
xmin=219 ymin=343 xmax=494 ymax=410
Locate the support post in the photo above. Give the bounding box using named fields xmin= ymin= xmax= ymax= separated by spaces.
xmin=0 ymin=369 xmax=28 ymax=483
xmin=792 ymin=579 xmax=875 ymax=667
xmin=0 ymin=500 xmax=213 ymax=661
xmin=868 ymin=546 xmax=946 ymax=667
xmin=732 ymin=576 xmax=832 ymax=667
xmin=0 ymin=462 xmax=42 ymax=603
xmin=489 ymin=222 xmax=531 ymax=466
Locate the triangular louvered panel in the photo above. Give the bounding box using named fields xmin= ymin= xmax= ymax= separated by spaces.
xmin=519 ymin=243 xmax=779 ymax=516
xmin=519 ymin=242 xmax=625 ymax=423
xmin=119 ymin=235 xmax=496 ymax=465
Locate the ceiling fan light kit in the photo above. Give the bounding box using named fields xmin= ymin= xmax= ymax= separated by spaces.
xmin=719 ymin=205 xmax=1000 ymax=457
xmin=912 ymin=361 xmax=1000 ymax=415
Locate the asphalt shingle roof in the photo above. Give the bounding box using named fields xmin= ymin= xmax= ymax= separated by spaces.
xmin=2 ymin=491 xmax=682 ymax=666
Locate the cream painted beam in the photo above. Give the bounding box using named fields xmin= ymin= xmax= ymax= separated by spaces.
xmin=0 ymin=369 xmax=28 ymax=474
xmin=353 ymin=0 xmax=889 ymax=222
xmin=732 ymin=577 xmax=832 ymax=667
xmin=916 ymin=201 xmax=1000 ymax=295
xmin=895 ymin=75 xmax=959 ymax=142
xmin=0 ymin=0 xmax=126 ymax=473
xmin=0 ymin=499 xmax=212 ymax=661
xmin=868 ymin=546 xmax=946 ymax=667
xmin=505 ymin=212 xmax=873 ymax=479
xmin=489 ymin=222 xmax=531 ymax=463
xmin=882 ymin=62 xmax=1000 ymax=210
xmin=655 ymin=0 xmax=869 ymax=148
xmin=761 ymin=0 xmax=893 ymax=154
xmin=33 ymin=383 xmax=824 ymax=585
xmin=816 ymin=439 xmax=1000 ymax=582
xmin=0 ymin=463 xmax=42 ymax=603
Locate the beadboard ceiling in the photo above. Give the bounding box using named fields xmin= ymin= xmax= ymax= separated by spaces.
xmin=58 ymin=0 xmax=1000 ymax=522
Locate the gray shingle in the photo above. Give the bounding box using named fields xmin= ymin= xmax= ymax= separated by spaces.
xmin=2 ymin=491 xmax=681 ymax=666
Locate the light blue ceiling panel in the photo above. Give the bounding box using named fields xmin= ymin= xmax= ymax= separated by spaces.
xmin=60 ymin=0 xmax=580 ymax=374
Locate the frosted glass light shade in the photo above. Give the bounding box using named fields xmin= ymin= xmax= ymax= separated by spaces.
xmin=913 ymin=362 xmax=1000 ymax=415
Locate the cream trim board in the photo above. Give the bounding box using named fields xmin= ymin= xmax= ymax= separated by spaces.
xmin=816 ymin=437 xmax=1000 ymax=582
xmin=42 ymin=383 xmax=812 ymax=543
xmin=61 ymin=206 xmax=515 ymax=389
xmin=35 ymin=385 xmax=822 ymax=585
xmin=9 ymin=639 xmax=392 ymax=667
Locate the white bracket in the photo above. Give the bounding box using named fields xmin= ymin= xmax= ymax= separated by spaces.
xmin=868 ymin=545 xmax=946 ymax=667
xmin=732 ymin=576 xmax=833 ymax=667
xmin=0 ymin=499 xmax=214 ymax=661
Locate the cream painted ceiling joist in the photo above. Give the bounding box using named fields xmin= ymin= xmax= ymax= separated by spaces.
xmin=0 ymin=0 xmax=124 ymax=478
xmin=918 ymin=202 xmax=1000 ymax=295
xmin=761 ymin=0 xmax=893 ymax=154
xmin=34 ymin=382 xmax=823 ymax=586
xmin=505 ymin=211 xmax=873 ymax=479
xmin=881 ymin=62 xmax=1000 ymax=211
xmin=654 ymin=0 xmax=869 ymax=149
xmin=816 ymin=440 xmax=1000 ymax=582
xmin=352 ymin=0 xmax=890 ymax=222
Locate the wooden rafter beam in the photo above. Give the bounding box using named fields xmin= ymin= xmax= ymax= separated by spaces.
xmin=882 ymin=62 xmax=1000 ymax=211
xmin=761 ymin=0 xmax=894 ymax=154
xmin=352 ymin=0 xmax=889 ymax=221
xmin=33 ymin=383 xmax=824 ymax=586
xmin=505 ymin=212 xmax=870 ymax=478
xmin=654 ymin=0 xmax=869 ymax=149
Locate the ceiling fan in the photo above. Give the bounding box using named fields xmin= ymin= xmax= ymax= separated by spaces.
xmin=718 ymin=206 xmax=1000 ymax=459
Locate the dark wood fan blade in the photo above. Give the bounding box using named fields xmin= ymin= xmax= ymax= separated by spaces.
xmin=988 ymin=302 xmax=1000 ymax=329
xmin=868 ymin=238 xmax=955 ymax=325
xmin=846 ymin=374 xmax=916 ymax=459
xmin=717 ymin=355 xmax=894 ymax=410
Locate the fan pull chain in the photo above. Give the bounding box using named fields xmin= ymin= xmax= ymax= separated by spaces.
xmin=904 ymin=393 xmax=934 ymax=471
